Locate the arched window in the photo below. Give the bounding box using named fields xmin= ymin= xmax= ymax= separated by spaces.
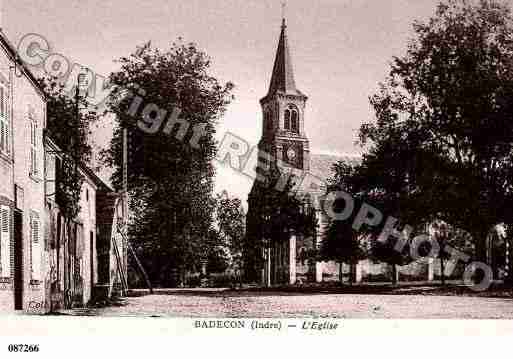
xmin=291 ymin=110 xmax=298 ymax=132
xmin=285 ymin=104 xmax=299 ymax=133
xmin=284 ymin=109 xmax=291 ymax=130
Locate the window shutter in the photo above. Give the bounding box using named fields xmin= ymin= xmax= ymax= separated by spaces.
xmin=34 ymin=123 xmax=38 ymax=175
xmin=0 ymin=86 xmax=5 ymax=153
xmin=0 ymin=121 xmax=4 ymax=152
xmin=291 ymin=111 xmax=298 ymax=132
xmin=284 ymin=109 xmax=290 ymax=129
xmin=4 ymin=118 xmax=9 ymax=155
xmin=29 ymin=122 xmax=32 ymax=173
xmin=31 ymin=146 xmax=35 ymax=175
xmin=30 ymin=121 xmax=38 ymax=176
xmin=30 ymin=122 xmax=34 ymax=174
xmin=30 ymin=148 xmax=34 ymax=174
xmin=0 ymin=86 xmax=4 ymax=117
xmin=0 ymin=206 xmax=10 ymax=278
xmin=5 ymin=89 xmax=9 ymax=155
xmin=31 ymin=217 xmax=41 ymax=280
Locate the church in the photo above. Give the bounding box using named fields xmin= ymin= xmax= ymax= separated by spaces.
xmin=244 ymin=15 xmax=482 ymax=287
xmin=245 ymin=16 xmax=361 ymax=285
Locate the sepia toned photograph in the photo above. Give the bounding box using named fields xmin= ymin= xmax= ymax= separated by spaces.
xmin=0 ymin=0 xmax=512 ymax=332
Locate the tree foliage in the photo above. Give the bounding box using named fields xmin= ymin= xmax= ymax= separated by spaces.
xmin=102 ymin=40 xmax=234 ymax=285
xmin=321 ymin=162 xmax=365 ymax=281
xmin=359 ymin=0 xmax=513 ymax=262
xmin=245 ymin=170 xmax=317 ymax=281
xmin=216 ymin=191 xmax=246 ymax=275
xmin=41 ymin=76 xmax=96 ymax=220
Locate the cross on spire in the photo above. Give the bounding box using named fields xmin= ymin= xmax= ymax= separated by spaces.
xmin=0 ymin=0 xmax=4 ymax=30
xmin=281 ymin=1 xmax=287 ymax=28
xmin=265 ymin=3 xmax=302 ymax=98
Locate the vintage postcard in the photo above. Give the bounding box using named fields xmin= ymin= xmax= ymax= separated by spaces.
xmin=0 ymin=0 xmax=512 ymax=356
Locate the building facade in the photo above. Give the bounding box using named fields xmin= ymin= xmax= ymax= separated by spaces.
xmin=0 ymin=30 xmax=127 ymax=313
xmin=45 ymin=136 xmax=127 ymax=309
xmin=44 ymin=138 xmax=102 ymax=310
xmin=0 ymin=31 xmax=48 ymax=312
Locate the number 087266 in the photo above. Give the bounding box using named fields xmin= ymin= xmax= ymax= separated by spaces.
xmin=7 ymin=344 xmax=40 ymax=353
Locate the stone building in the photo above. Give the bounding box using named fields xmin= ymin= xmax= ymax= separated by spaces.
xmin=245 ymin=18 xmax=433 ymax=286
xmin=45 ymin=136 xmax=127 ymax=309
xmin=0 ymin=30 xmax=127 ymax=313
xmin=0 ymin=30 xmax=48 ymax=312
xmin=44 ymin=137 xmax=103 ymax=310
xmin=245 ymin=17 xmax=330 ymax=285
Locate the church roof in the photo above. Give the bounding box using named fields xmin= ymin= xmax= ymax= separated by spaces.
xmin=304 ymin=153 xmax=361 ymax=201
xmin=309 ymin=153 xmax=361 ymax=184
xmin=264 ymin=19 xmax=306 ymax=99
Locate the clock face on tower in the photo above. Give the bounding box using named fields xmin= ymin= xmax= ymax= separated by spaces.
xmin=286 ymin=147 xmax=296 ymax=160
xmin=284 ymin=143 xmax=302 ymax=169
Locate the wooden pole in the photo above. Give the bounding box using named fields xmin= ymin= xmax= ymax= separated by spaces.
xmin=125 ymin=237 xmax=153 ymax=294
xmin=123 ymin=128 xmax=128 ymax=219
xmin=122 ymin=128 xmax=129 ymax=290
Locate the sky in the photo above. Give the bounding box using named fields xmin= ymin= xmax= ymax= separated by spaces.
xmin=2 ymin=0 xmax=447 ymax=204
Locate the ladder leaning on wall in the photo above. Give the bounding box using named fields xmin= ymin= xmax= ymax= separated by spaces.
xmin=116 ymin=224 xmax=153 ymax=294
xmin=111 ymin=226 xmax=128 ymax=296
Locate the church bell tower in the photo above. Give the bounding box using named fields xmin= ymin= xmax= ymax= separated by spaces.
xmin=259 ymin=17 xmax=310 ymax=172
xmin=245 ymin=14 xmax=313 ymax=285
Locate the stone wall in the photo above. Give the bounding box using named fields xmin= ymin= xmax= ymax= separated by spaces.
xmin=0 ymin=38 xmax=47 ymax=313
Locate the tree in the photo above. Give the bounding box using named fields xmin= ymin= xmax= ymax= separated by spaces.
xmin=429 ymin=221 xmax=472 ymax=285
xmin=216 ymin=192 xmax=246 ymax=286
xmin=370 ymin=239 xmax=409 ymax=285
xmin=245 ymin=170 xmax=317 ymax=283
xmin=102 ymin=40 xmax=234 ymax=285
xmin=325 ymin=152 xmax=417 ymax=285
xmin=489 ymin=225 xmax=508 ymax=278
xmin=205 ymin=229 xmax=230 ymax=274
xmin=506 ymin=224 xmax=513 ymax=283
xmin=41 ymin=76 xmax=97 ymax=220
xmin=331 ymin=147 xmax=417 ymax=285
xmin=361 ymin=0 xmax=513 ymax=264
xmin=321 ymin=222 xmax=364 ymax=284
xmin=321 ymin=161 xmax=365 ymax=284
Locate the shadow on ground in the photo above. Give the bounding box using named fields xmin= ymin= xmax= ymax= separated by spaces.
xmin=127 ymin=282 xmax=513 ymax=299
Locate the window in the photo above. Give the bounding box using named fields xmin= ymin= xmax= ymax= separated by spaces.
xmin=30 ymin=213 xmax=41 ymax=280
xmin=0 ymin=206 xmax=10 ymax=278
xmin=284 ymin=104 xmax=299 ymax=133
xmin=0 ymin=82 xmax=10 ymax=155
xmin=291 ymin=110 xmax=299 ymax=133
xmin=284 ymin=109 xmax=291 ymax=130
xmin=30 ymin=119 xmax=38 ymax=176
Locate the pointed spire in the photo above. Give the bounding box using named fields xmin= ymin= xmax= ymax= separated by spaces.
xmin=0 ymin=0 xmax=4 ymax=30
xmin=266 ymin=13 xmax=299 ymax=97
